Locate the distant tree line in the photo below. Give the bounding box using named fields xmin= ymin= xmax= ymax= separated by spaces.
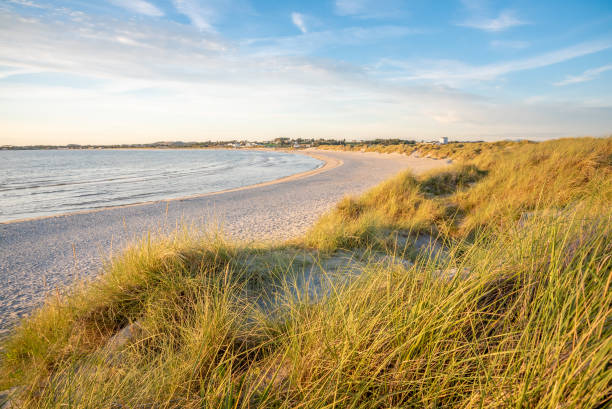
xmin=0 ymin=138 xmax=419 ymax=150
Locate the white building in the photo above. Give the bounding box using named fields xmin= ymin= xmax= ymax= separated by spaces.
xmin=439 ymin=137 xmax=448 ymax=145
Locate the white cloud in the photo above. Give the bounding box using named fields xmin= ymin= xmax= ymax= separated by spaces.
xmin=0 ymin=8 xmax=229 ymax=82
xmin=377 ymin=41 xmax=612 ymax=85
xmin=291 ymin=12 xmax=307 ymax=33
xmin=6 ymin=0 xmax=45 ymax=8
xmin=172 ymin=0 xmax=214 ymax=31
xmin=554 ymin=64 xmax=612 ymax=86
xmin=458 ymin=10 xmax=526 ymax=32
xmin=170 ymin=0 xmax=252 ymax=32
xmin=108 ymin=0 xmax=164 ymax=17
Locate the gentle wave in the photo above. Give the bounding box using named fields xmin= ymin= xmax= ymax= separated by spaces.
xmin=0 ymin=149 xmax=322 ymax=222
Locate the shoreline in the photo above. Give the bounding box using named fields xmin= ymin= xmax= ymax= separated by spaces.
xmin=0 ymin=150 xmax=448 ymax=335
xmin=0 ymin=149 xmax=341 ymax=225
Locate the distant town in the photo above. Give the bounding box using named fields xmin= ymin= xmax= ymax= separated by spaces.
xmin=1 ymin=137 xmax=469 ymax=150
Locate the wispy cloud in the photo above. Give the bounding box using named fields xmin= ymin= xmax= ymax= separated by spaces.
xmin=171 ymin=0 xmax=253 ymax=32
xmin=244 ymin=25 xmax=420 ymax=56
xmin=554 ymin=64 xmax=612 ymax=86
xmin=6 ymin=0 xmax=45 ymax=8
xmin=172 ymin=0 xmax=215 ymax=31
xmin=0 ymin=66 xmax=40 ymax=79
xmin=0 ymin=8 xmax=229 ymax=82
xmin=377 ymin=41 xmax=612 ymax=85
xmin=108 ymin=0 xmax=164 ymax=17
xmin=458 ymin=10 xmax=527 ymax=32
xmin=291 ymin=12 xmax=307 ymax=33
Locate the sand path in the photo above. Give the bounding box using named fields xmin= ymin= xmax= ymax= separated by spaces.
xmin=0 ymin=150 xmax=448 ymax=335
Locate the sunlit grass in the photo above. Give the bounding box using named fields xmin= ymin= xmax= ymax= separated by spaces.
xmin=305 ymin=137 xmax=612 ymax=250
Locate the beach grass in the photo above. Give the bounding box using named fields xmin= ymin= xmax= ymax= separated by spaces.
xmin=305 ymin=137 xmax=611 ymax=250
xmin=1 ymin=137 xmax=611 ymax=408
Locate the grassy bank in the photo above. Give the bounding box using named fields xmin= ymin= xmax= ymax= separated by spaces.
xmin=307 ymin=138 xmax=611 ymax=249
xmin=315 ymin=139 xmax=529 ymax=161
xmin=1 ymin=138 xmax=611 ymax=408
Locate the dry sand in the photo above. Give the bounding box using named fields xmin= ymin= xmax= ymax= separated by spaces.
xmin=0 ymin=149 xmax=449 ymax=336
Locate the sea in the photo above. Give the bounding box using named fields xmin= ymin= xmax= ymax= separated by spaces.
xmin=0 ymin=149 xmax=322 ymax=223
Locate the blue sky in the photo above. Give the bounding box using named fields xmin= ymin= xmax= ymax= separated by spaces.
xmin=0 ymin=0 xmax=611 ymax=144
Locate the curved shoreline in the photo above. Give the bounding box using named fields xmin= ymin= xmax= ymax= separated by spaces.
xmin=0 ymin=150 xmax=448 ymax=336
xmin=0 ymin=149 xmax=341 ymax=225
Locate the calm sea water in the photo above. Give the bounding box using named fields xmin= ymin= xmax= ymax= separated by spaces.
xmin=0 ymin=149 xmax=322 ymax=223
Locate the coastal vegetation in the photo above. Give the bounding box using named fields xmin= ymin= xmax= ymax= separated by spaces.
xmin=1 ymin=137 xmax=610 ymax=408
xmin=0 ymin=137 xmax=415 ymax=150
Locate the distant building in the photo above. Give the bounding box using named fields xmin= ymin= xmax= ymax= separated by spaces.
xmin=439 ymin=137 xmax=448 ymax=145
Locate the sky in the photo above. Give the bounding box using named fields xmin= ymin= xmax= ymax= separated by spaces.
xmin=0 ymin=0 xmax=611 ymax=145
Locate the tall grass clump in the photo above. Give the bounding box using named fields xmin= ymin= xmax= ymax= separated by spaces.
xmin=454 ymin=137 xmax=612 ymax=234
xmin=0 ymin=230 xmax=274 ymax=406
xmin=271 ymin=204 xmax=612 ymax=408
xmin=302 ymin=164 xmax=483 ymax=251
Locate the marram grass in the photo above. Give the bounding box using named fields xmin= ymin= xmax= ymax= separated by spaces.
xmin=1 ymin=137 xmax=611 ymax=408
xmin=305 ymin=137 xmax=612 ymax=251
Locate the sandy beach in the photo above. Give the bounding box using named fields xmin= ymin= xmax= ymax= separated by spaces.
xmin=0 ymin=149 xmax=448 ymax=336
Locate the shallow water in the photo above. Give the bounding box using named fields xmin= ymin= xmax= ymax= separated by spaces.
xmin=0 ymin=149 xmax=322 ymax=222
